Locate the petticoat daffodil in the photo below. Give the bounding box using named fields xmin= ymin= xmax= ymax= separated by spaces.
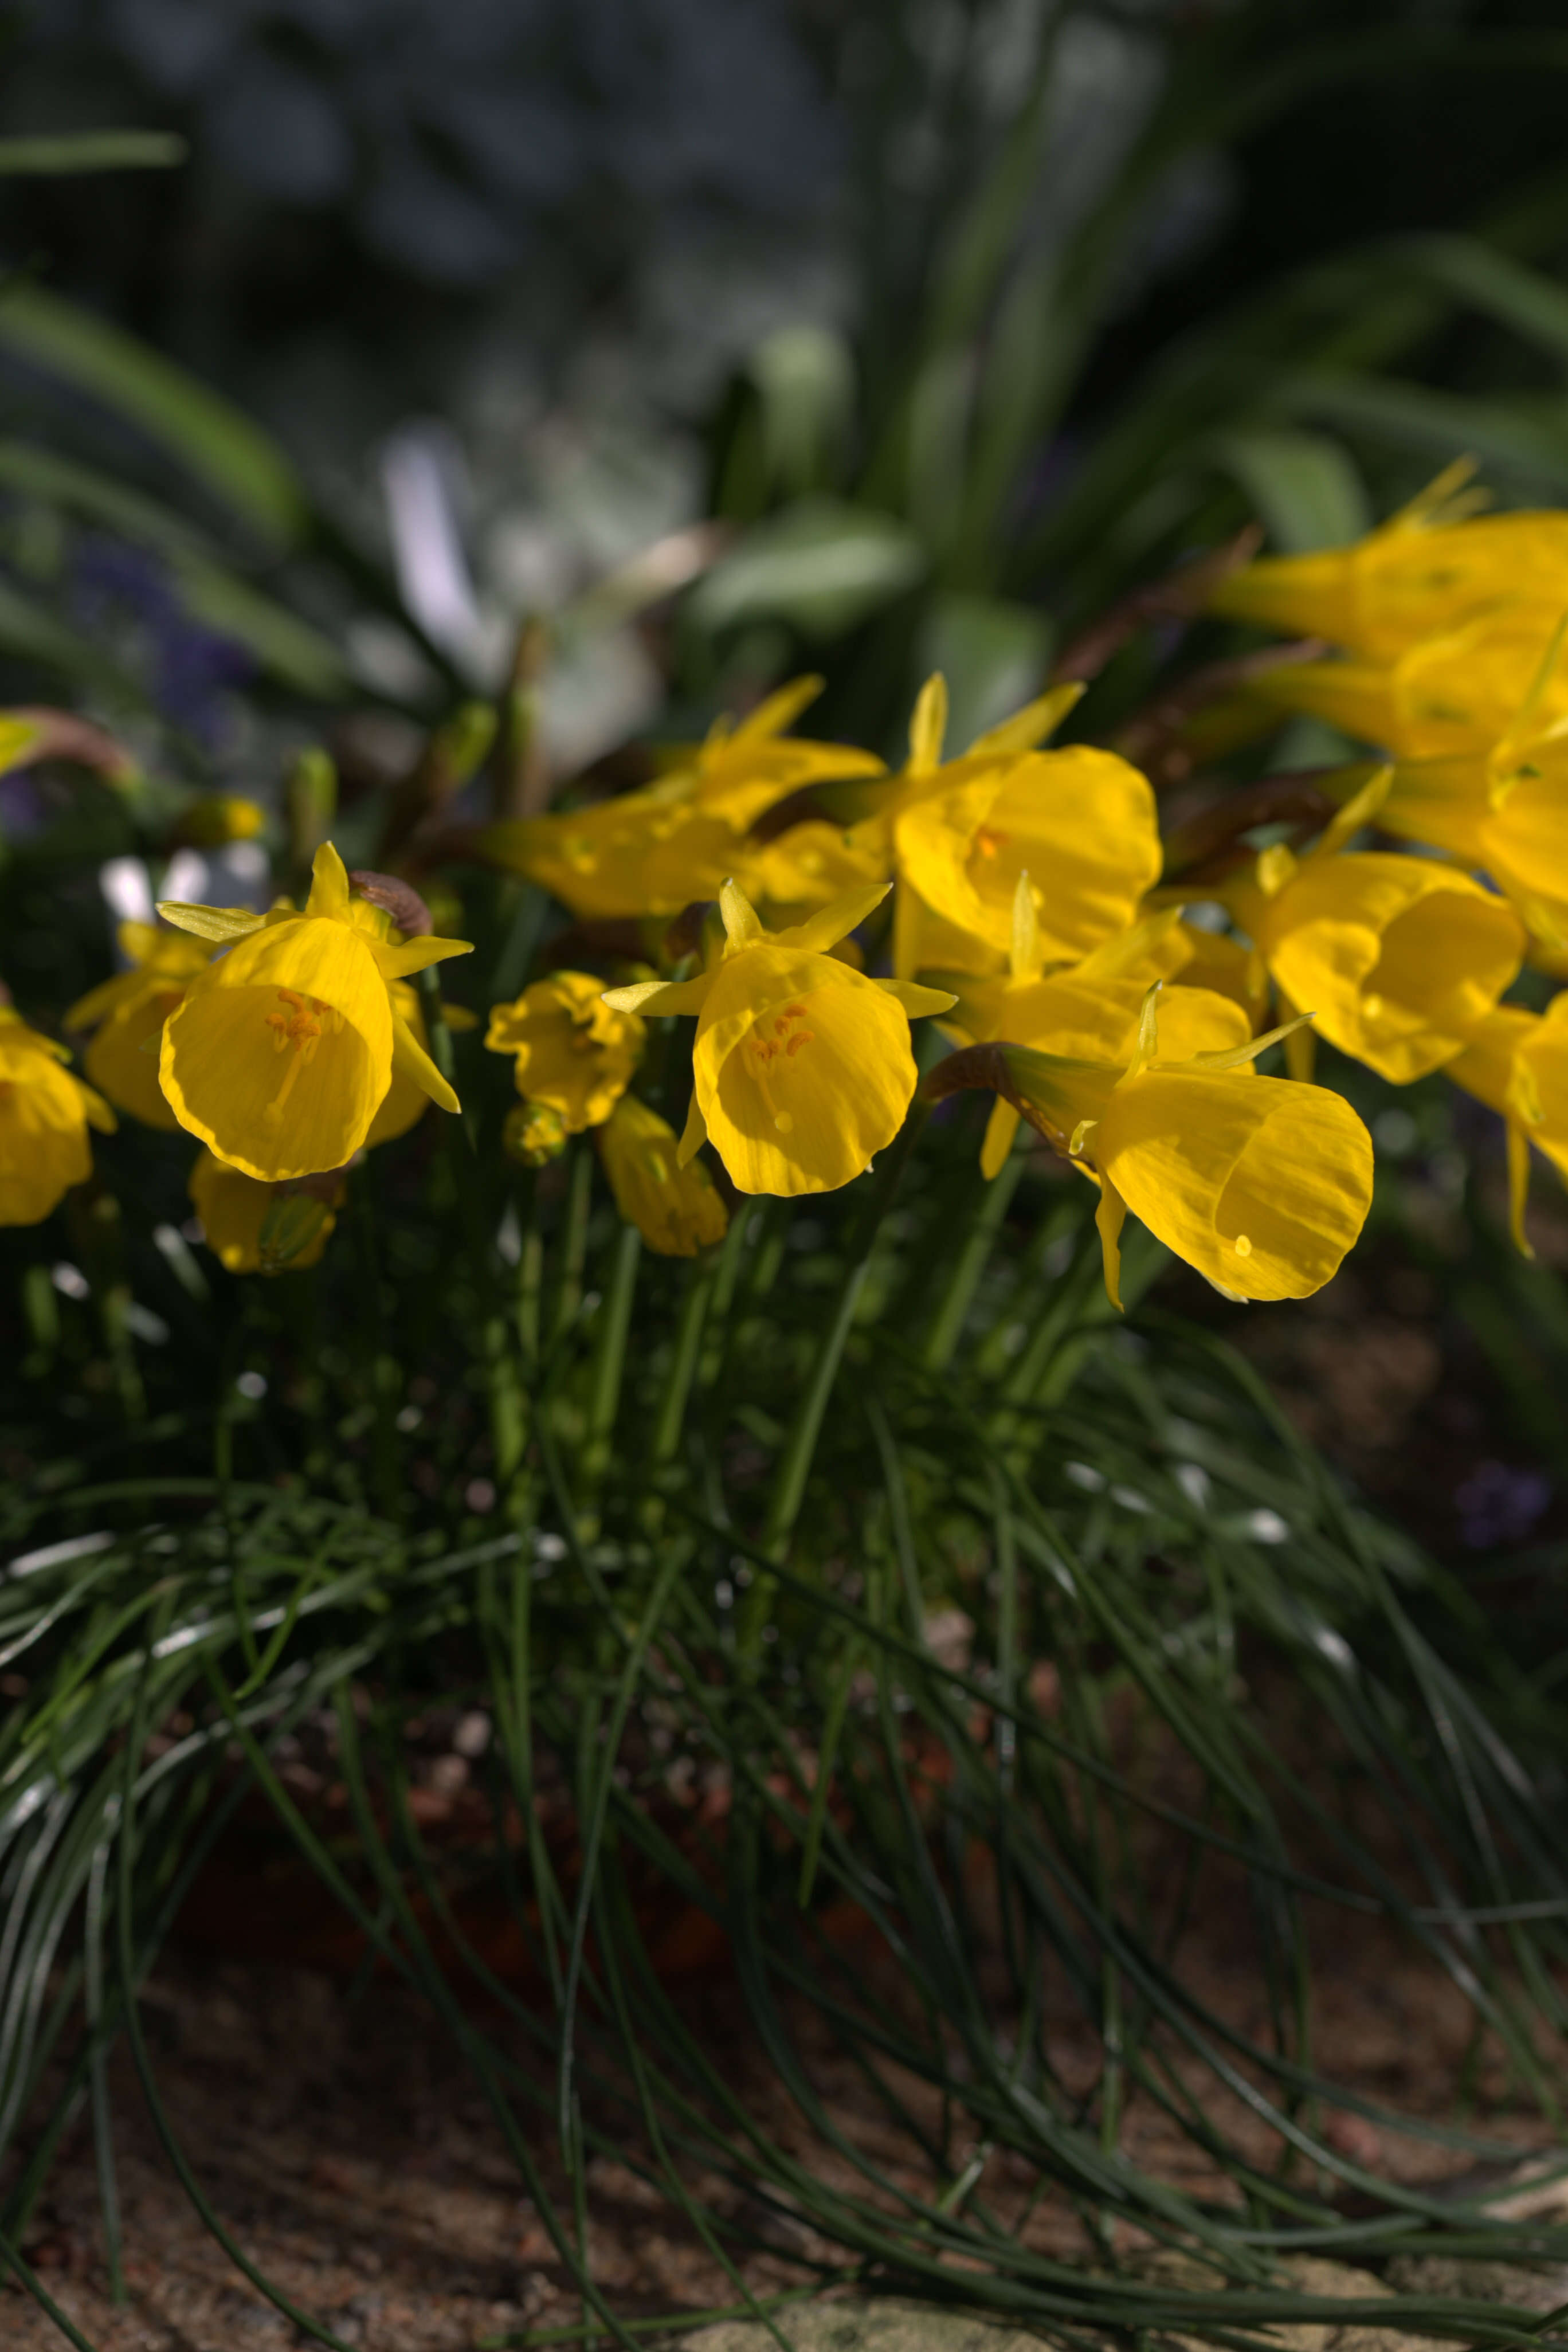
xmin=1448 ymin=996 xmax=1568 ymax=1257
xmin=928 ymin=984 xmax=1372 ymax=1308
xmin=602 ymin=879 xmax=955 ymax=1197
xmin=931 ymin=883 xmax=1250 ymax=1174
xmin=485 ymin=972 xmax=645 ymax=1133
xmin=1374 ymin=639 xmax=1568 ymax=948
xmin=887 ymin=677 xmax=1162 ymax=977
xmin=598 ymin=1094 xmax=728 ymax=1255
xmin=0 ymin=1008 xmax=115 ymax=1225
xmin=1224 ymin=831 xmax=1524 ymax=1085
xmin=1208 ymin=461 xmax=1568 ymax=660
xmin=1218 ymin=609 xmax=1568 ymax=764
xmin=155 ymin=841 xmax=472 ymax=1182
xmin=479 ymin=677 xmax=884 ymax=920
xmin=65 ymin=920 xmax=218 ymax=1130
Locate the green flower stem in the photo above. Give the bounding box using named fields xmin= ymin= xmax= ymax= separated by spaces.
xmin=417 ymin=967 xmax=528 ymax=1503
xmin=580 ymin=1222 xmax=641 ymax=1504
xmin=550 ymin=1144 xmax=594 ymax=1348
xmin=739 ymin=1103 xmax=929 ymax=1665
xmin=348 ymin=1179 xmax=405 ymax=1523
xmin=922 ymin=1148 xmax=1026 ymax=1371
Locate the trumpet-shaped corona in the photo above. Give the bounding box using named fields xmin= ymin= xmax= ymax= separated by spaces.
xmin=603 ymin=879 xmax=954 ymax=1197
xmin=927 ymin=985 xmax=1372 ymax=1306
xmin=1230 ymin=846 xmax=1524 ymax=1083
xmin=0 ymin=1008 xmax=116 ymax=1224
xmin=1208 ymin=463 xmax=1568 ymax=660
xmin=156 ymin=841 xmax=471 ymax=1182
xmin=66 ymin=921 xmax=217 ymax=1130
xmin=598 ymin=1094 xmax=728 ymax=1255
xmin=485 ymin=971 xmax=645 ymax=1132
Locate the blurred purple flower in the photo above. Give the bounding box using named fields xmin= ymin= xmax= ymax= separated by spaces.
xmin=71 ymin=538 xmax=252 ymax=748
xmin=1457 ymin=1460 xmax=1551 ymax=1550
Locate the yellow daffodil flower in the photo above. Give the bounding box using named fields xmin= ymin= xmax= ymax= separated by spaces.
xmin=172 ymin=793 xmax=268 ymax=848
xmin=155 ymin=841 xmax=472 ymax=1183
xmin=1217 ymin=610 xmax=1568 ymax=763
xmin=1449 ymin=997 xmax=1568 ymax=1256
xmin=823 ymin=672 xmax=1091 ymax=978
xmin=1379 ymin=697 xmax=1568 ymax=950
xmin=479 ymin=677 xmax=883 ymax=920
xmin=597 ymin=1093 xmax=728 ymax=1255
xmin=931 ymin=881 xmax=1251 ymax=1173
xmin=603 ymin=879 xmax=954 ymax=1197
xmin=1226 ymin=841 xmax=1523 ymax=1084
xmin=65 ymin=921 xmax=217 ymax=1130
xmin=366 ymin=986 xmax=479 ymax=1148
xmin=0 ymin=1008 xmax=115 ymax=1224
xmin=928 ymin=984 xmax=1373 ymax=1306
xmin=888 ymin=695 xmax=1163 ymax=976
xmin=485 ymin=972 xmax=645 ymax=1132
xmin=1208 ymin=461 xmax=1568 ymax=660
xmin=188 ymin=1148 xmax=339 ymax=1273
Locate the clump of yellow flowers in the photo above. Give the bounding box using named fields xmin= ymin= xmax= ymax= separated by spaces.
xmin=11 ymin=461 xmax=1568 ymax=1310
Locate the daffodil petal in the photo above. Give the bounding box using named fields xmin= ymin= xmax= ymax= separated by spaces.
xmin=390 ymin=1011 xmax=460 ymax=1115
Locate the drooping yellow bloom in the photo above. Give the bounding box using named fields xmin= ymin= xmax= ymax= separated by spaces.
xmin=889 ymin=708 xmax=1163 ymax=976
xmin=188 ymin=1148 xmax=338 ymax=1273
xmin=485 ymin=972 xmax=645 ymax=1132
xmin=1448 ymin=997 xmax=1568 ymax=1256
xmin=928 ymin=985 xmax=1373 ymax=1306
xmin=1378 ymin=700 xmax=1568 ymax=950
xmin=597 ymin=1094 xmax=728 ymax=1255
xmin=603 ymin=880 xmax=954 ymax=1197
xmin=1226 ymin=842 xmax=1523 ymax=1084
xmin=0 ymin=1008 xmax=115 ymax=1224
xmin=1208 ymin=461 xmax=1568 ymax=660
xmin=478 ymin=677 xmax=884 ymax=920
xmin=156 ymin=841 xmax=472 ymax=1183
xmin=66 ymin=921 xmax=218 ymax=1130
xmin=1216 ymin=610 xmax=1568 ymax=763
xmin=931 ymin=883 xmax=1252 ymax=1174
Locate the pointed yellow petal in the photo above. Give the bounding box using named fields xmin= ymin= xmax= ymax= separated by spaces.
xmin=720 ymin=877 xmax=764 ymax=951
xmin=370 ymin=934 xmax=475 ymax=979
xmin=1185 ymin=1010 xmax=1315 ymax=1074
xmin=770 ymin=880 xmax=891 ymax=956
xmin=1122 ymin=982 xmax=1163 ymax=1080
xmin=304 ymin=838 xmax=351 ymax=919
xmin=1506 ymin=1118 xmax=1536 ymax=1258
xmin=601 ymin=975 xmax=714 ymax=1017
xmin=734 ymin=675 xmax=822 ymax=742
xmin=874 ymin=978 xmax=957 ymax=1018
xmin=390 ymin=1012 xmax=460 ymax=1115
xmin=965 ymin=681 xmax=1084 ymax=761
xmin=1095 ymin=1173 xmax=1127 ymax=1312
xmin=981 ymin=1097 xmax=1020 ymax=1180
xmin=155 ymin=901 xmax=268 ymax=943
xmin=676 ymin=1086 xmax=708 ymax=1167
xmin=908 ymin=674 xmax=948 ymax=774
xmin=1312 ymin=764 xmax=1393 ymax=859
